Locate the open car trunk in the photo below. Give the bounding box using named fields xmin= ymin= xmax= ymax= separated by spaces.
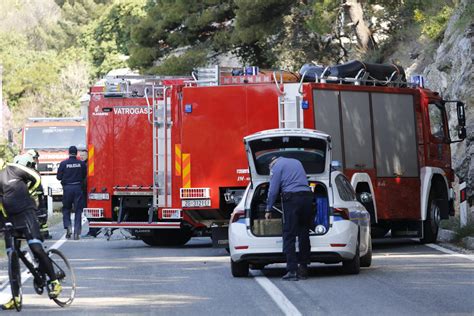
xmin=249 ymin=181 xmax=331 ymax=237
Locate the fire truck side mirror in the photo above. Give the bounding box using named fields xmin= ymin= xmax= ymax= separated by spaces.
xmin=456 ymin=101 xmax=466 ymax=140
xmin=456 ymin=101 xmax=466 ymax=127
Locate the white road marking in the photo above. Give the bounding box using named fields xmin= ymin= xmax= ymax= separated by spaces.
xmin=250 ymin=271 xmax=302 ymax=316
xmin=424 ymin=243 xmax=474 ymax=262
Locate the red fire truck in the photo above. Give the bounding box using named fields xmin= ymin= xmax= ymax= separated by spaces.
xmin=84 ymin=63 xmax=466 ymax=246
xmin=21 ymin=118 xmax=87 ymax=201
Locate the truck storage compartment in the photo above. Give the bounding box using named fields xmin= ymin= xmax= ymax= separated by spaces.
xmin=112 ymin=195 xmax=154 ymax=222
xmin=249 ymin=182 xmax=329 ymax=237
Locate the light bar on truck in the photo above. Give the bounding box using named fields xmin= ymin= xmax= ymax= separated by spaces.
xmin=410 ymin=74 xmax=425 ymax=88
xmin=83 ymin=208 xmax=104 ymax=219
xmin=88 ymin=193 xmax=110 ymax=200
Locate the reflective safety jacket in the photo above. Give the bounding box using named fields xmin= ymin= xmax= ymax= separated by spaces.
xmin=0 ymin=163 xmax=41 ymax=215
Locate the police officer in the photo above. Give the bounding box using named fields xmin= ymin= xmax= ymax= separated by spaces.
xmin=265 ymin=156 xmax=313 ymax=281
xmin=26 ymin=150 xmax=51 ymax=239
xmin=57 ymin=146 xmax=86 ymax=240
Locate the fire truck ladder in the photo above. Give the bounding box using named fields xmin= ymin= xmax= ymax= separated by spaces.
xmin=274 ymin=72 xmax=303 ymax=128
xmin=146 ymin=84 xmax=172 ymax=216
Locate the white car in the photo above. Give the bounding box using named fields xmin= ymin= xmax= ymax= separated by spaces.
xmin=229 ymin=128 xmax=372 ymax=277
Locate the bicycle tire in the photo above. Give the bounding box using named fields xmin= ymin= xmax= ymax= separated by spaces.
xmin=47 ymin=249 xmax=76 ymax=307
xmin=7 ymin=250 xmax=23 ymax=311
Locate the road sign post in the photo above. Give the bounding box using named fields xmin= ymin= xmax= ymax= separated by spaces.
xmin=459 ymin=182 xmax=467 ymax=227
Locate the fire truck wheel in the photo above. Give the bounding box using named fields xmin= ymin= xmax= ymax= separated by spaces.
xmin=231 ymin=259 xmax=249 ymax=277
xmin=421 ymin=193 xmax=440 ymax=244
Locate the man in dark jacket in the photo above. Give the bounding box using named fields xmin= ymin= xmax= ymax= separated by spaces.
xmin=265 ymin=156 xmax=313 ymax=281
xmin=57 ymin=146 xmax=86 ymax=240
xmin=0 ymin=154 xmax=62 ymax=309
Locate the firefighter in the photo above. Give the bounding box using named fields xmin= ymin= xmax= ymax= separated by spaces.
xmin=0 ymin=154 xmax=62 ymax=309
xmin=265 ymin=156 xmax=313 ymax=281
xmin=57 ymin=146 xmax=86 ymax=240
xmin=26 ymin=149 xmax=51 ymax=239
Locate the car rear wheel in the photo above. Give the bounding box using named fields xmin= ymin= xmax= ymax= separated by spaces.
xmin=360 ymin=235 xmax=372 ymax=268
xmin=342 ymin=240 xmax=360 ymax=275
xmin=231 ymin=259 xmax=249 ymax=277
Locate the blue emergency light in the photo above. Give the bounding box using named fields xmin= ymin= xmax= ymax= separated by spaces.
xmin=245 ymin=66 xmax=259 ymax=75
xmin=184 ymin=104 xmax=192 ymax=113
xmin=301 ymin=100 xmax=309 ymax=110
xmin=411 ymin=75 xmax=425 ymax=88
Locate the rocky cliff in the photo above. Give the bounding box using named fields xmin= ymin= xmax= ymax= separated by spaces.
xmin=400 ymin=0 xmax=473 ymax=203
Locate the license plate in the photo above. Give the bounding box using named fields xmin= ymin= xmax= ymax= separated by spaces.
xmin=182 ymin=199 xmax=211 ymax=208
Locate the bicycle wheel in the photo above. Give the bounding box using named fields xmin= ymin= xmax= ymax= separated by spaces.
xmin=47 ymin=249 xmax=76 ymax=307
xmin=7 ymin=250 xmax=23 ymax=311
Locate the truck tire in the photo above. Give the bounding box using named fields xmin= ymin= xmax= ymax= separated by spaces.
xmin=421 ymin=192 xmax=440 ymax=244
xmin=360 ymin=235 xmax=372 ymax=268
xmin=342 ymin=240 xmax=360 ymax=275
xmin=141 ymin=229 xmax=192 ymax=247
xmin=231 ymin=259 xmax=249 ymax=277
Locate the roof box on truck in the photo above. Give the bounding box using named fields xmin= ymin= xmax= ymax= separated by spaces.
xmin=299 ymin=60 xmax=406 ymax=86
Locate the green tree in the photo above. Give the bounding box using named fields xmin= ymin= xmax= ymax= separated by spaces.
xmin=43 ymin=0 xmax=107 ymax=51
xmin=0 ymin=33 xmax=61 ymax=108
xmin=129 ymin=0 xmax=235 ymax=74
xmin=82 ymin=0 xmax=148 ymax=76
xmin=232 ymin=0 xmax=296 ymax=67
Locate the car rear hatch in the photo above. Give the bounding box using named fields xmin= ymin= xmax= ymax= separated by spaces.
xmin=243 ymin=128 xmax=333 ymax=237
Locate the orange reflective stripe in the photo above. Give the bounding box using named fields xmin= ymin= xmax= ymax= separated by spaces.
xmin=182 ymin=153 xmax=191 ymax=188
xmin=175 ymin=144 xmax=182 ymax=176
xmin=88 ymin=145 xmax=94 ymax=176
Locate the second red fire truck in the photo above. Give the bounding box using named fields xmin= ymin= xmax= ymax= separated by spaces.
xmin=84 ymin=62 xmax=466 ymax=246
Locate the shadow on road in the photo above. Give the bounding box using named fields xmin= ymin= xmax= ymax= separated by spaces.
xmin=371 ymin=237 xmax=420 ymax=250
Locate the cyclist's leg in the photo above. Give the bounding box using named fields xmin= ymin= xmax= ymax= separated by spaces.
xmin=23 ymin=210 xmax=57 ymax=282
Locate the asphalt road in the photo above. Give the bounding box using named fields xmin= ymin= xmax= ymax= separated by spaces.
xmin=0 ymin=223 xmax=473 ymax=315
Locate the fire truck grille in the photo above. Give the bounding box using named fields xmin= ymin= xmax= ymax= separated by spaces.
xmin=180 ymin=188 xmax=210 ymax=199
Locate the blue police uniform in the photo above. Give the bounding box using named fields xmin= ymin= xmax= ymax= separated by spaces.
xmin=266 ymin=157 xmax=313 ymax=278
xmin=57 ymin=147 xmax=86 ymax=239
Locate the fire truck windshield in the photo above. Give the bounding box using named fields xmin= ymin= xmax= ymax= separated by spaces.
xmin=24 ymin=126 xmax=86 ymax=150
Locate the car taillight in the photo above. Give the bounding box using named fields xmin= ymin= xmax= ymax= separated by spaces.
xmin=332 ymin=207 xmax=350 ymax=220
xmin=231 ymin=210 xmax=245 ymax=223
